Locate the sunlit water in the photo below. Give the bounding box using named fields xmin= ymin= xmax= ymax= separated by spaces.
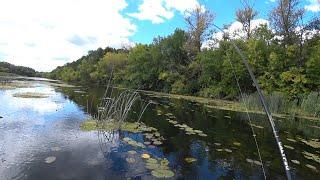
xmin=0 ymin=77 xmax=319 ymax=179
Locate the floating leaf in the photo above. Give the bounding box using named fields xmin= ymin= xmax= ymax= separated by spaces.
xmin=141 ymin=153 xmax=150 ymax=159
xmin=128 ymin=150 xmax=137 ymax=155
xmin=214 ymin=143 xmax=221 ymax=146
xmin=303 ymin=151 xmax=320 ymax=163
xmin=45 ymin=156 xmax=56 ymax=164
xmin=284 ymin=145 xmax=295 ymax=150
xmin=126 ymin=158 xmax=135 ymax=163
xmin=198 ymin=133 xmax=208 ymax=137
xmin=253 ymin=160 xmax=262 ymax=166
xmin=51 ymin=147 xmax=61 ymax=151
xmin=160 ymin=159 xmax=169 ymax=166
xmin=146 ymin=163 xmax=159 ymax=170
xmin=224 ymin=149 xmax=232 ymax=153
xmin=233 ymin=142 xmax=241 ymax=146
xmin=305 ymin=164 xmax=317 ymax=171
xmin=301 ymin=139 xmax=320 ymax=148
xmin=153 ymin=141 xmax=162 ymax=145
xmin=147 ymin=158 xmax=158 ymax=164
xmin=151 ymin=169 xmax=175 ymax=178
xmin=216 ymin=149 xmax=223 ymax=152
xmin=185 ymin=157 xmax=197 ymax=163
xmin=291 ymin=160 xmax=300 ymax=165
xmin=246 ymin=158 xmax=253 ymax=163
xmin=144 ymin=141 xmax=151 ymax=145
xmin=287 ymin=138 xmax=297 ymax=143
xmin=224 ymin=116 xmax=231 ymax=119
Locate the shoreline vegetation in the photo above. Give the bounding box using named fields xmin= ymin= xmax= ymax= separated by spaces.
xmin=1 ymin=74 xmax=319 ymax=121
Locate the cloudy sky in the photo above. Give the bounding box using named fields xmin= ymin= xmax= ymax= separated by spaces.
xmin=0 ymin=0 xmax=319 ymax=72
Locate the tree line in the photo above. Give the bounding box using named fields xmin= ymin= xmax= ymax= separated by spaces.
xmin=0 ymin=61 xmax=37 ymax=77
xmin=48 ymin=0 xmax=319 ymax=102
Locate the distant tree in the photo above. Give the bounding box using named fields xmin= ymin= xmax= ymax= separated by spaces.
xmin=269 ymin=0 xmax=304 ymax=45
xmin=184 ymin=5 xmax=214 ymax=56
xmin=236 ymin=0 xmax=258 ymax=40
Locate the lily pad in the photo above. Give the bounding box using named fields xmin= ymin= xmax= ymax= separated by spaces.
xmin=126 ymin=157 xmax=135 ymax=163
xmin=160 ymin=159 xmax=169 ymax=166
xmin=153 ymin=141 xmax=162 ymax=145
xmin=45 ymin=156 xmax=56 ymax=164
xmin=216 ymin=149 xmax=223 ymax=152
xmin=291 ymin=160 xmax=300 ymax=165
xmin=224 ymin=149 xmax=232 ymax=153
xmin=233 ymin=142 xmax=241 ymax=146
xmin=128 ymin=150 xmax=137 ymax=155
xmin=305 ymin=164 xmax=317 ymax=171
xmin=141 ymin=153 xmax=150 ymax=159
xmin=303 ymin=151 xmax=320 ymax=163
xmin=246 ymin=158 xmax=253 ymax=163
xmin=147 ymin=158 xmax=158 ymax=164
xmin=146 ymin=163 xmax=159 ymax=170
xmin=214 ymin=143 xmax=221 ymax=146
xmin=284 ymin=145 xmax=295 ymax=150
xmin=198 ymin=133 xmax=208 ymax=137
xmin=253 ymin=160 xmax=262 ymax=166
xmin=151 ymin=169 xmax=175 ymax=178
xmin=287 ymin=138 xmax=297 ymax=143
xmin=51 ymin=147 xmax=61 ymax=151
xmin=185 ymin=157 xmax=197 ymax=163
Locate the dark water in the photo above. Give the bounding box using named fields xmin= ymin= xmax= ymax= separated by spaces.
xmin=0 ymin=77 xmax=319 ymax=180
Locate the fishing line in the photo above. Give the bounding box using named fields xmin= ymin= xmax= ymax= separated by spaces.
xmin=212 ymin=24 xmax=292 ymax=180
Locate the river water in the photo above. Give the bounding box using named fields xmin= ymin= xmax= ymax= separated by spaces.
xmin=0 ymin=76 xmax=319 ymax=179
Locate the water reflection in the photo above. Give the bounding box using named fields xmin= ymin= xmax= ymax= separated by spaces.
xmin=0 ymin=77 xmax=319 ymax=179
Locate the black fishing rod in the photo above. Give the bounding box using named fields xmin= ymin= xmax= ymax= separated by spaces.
xmin=213 ymin=24 xmax=292 ymax=180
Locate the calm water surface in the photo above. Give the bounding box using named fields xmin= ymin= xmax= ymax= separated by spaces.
xmin=0 ymin=77 xmax=319 ymax=180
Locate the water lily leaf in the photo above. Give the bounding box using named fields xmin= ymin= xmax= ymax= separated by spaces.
xmin=147 ymin=158 xmax=158 ymax=164
xmin=253 ymin=160 xmax=262 ymax=166
xmin=128 ymin=150 xmax=137 ymax=155
xmin=185 ymin=157 xmax=197 ymax=163
xmin=301 ymin=139 xmax=320 ymax=148
xmin=284 ymin=145 xmax=295 ymax=150
xmin=51 ymin=147 xmax=61 ymax=151
xmin=146 ymin=163 xmax=159 ymax=170
xmin=141 ymin=153 xmax=150 ymax=159
xmin=45 ymin=156 xmax=56 ymax=164
xmin=224 ymin=149 xmax=232 ymax=153
xmin=224 ymin=116 xmax=231 ymax=119
xmin=305 ymin=164 xmax=317 ymax=171
xmin=303 ymin=151 xmax=320 ymax=163
xmin=160 ymin=159 xmax=169 ymax=166
xmin=194 ymin=130 xmax=203 ymax=134
xmin=153 ymin=141 xmax=162 ymax=145
xmin=198 ymin=133 xmax=208 ymax=137
xmin=126 ymin=158 xmax=135 ymax=163
xmin=291 ymin=160 xmax=300 ymax=165
xmin=144 ymin=141 xmax=151 ymax=145
xmin=214 ymin=143 xmax=221 ymax=146
xmin=287 ymin=138 xmax=297 ymax=143
xmin=151 ymin=169 xmax=175 ymax=178
xmin=233 ymin=142 xmax=241 ymax=146
xmin=246 ymin=158 xmax=253 ymax=163
xmin=216 ymin=149 xmax=223 ymax=152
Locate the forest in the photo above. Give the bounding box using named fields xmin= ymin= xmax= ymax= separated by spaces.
xmin=47 ymin=0 xmax=320 ymax=117
xmin=0 ymin=61 xmax=37 ymax=77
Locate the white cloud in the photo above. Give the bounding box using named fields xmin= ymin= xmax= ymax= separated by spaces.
xmin=0 ymin=0 xmax=136 ymax=72
xmin=305 ymin=0 xmax=320 ymax=12
xmin=205 ymin=19 xmax=269 ymax=49
xmin=128 ymin=0 xmax=199 ymax=24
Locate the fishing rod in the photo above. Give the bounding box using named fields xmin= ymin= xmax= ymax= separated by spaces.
xmin=212 ymin=24 xmax=292 ymax=180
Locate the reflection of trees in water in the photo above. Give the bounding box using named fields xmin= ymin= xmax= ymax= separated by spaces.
xmin=97 ymin=130 xmax=119 ymax=159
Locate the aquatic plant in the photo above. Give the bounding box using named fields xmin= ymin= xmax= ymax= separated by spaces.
xmin=45 ymin=156 xmax=56 ymax=164
xmin=302 ymin=151 xmax=320 ymax=163
xmin=184 ymin=157 xmax=197 ymax=163
xmin=12 ymin=92 xmax=49 ymax=98
xmin=151 ymin=169 xmax=174 ymax=178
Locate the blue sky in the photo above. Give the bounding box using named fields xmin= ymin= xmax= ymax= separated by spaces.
xmin=0 ymin=0 xmax=319 ymax=71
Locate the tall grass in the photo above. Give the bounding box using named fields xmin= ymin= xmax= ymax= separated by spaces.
xmin=241 ymin=91 xmax=320 ymax=118
xmin=301 ymin=92 xmax=320 ymax=117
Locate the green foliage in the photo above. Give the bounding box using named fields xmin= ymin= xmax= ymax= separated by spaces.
xmin=0 ymin=61 xmax=36 ymax=76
